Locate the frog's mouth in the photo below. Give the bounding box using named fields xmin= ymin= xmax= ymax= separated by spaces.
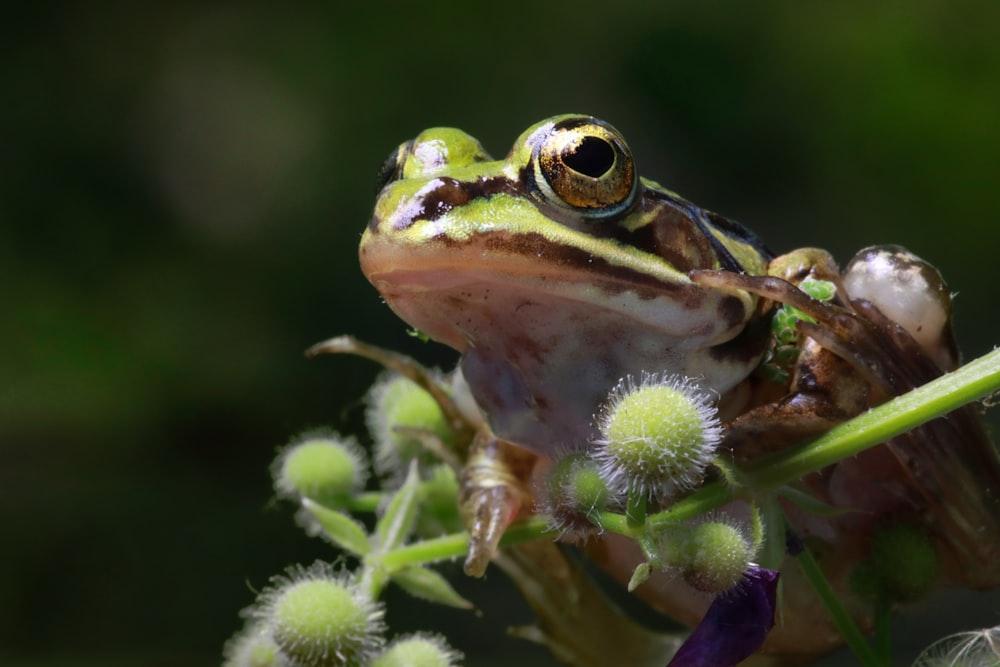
xmin=360 ymin=227 xmax=749 ymax=356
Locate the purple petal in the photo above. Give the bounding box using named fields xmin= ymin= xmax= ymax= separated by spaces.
xmin=667 ymin=567 xmax=779 ymax=667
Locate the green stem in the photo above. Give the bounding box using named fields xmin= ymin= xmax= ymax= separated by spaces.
xmin=648 ymin=478 xmax=736 ymax=529
xmin=874 ymin=596 xmax=893 ymax=664
xmin=379 ymin=533 xmax=471 ymax=571
xmin=793 ymin=537 xmax=883 ymax=667
xmin=646 ymin=346 xmax=1000 ymax=526
xmin=597 ymin=510 xmax=635 ymax=537
xmin=378 ymin=515 xmax=553 ymax=571
xmin=626 ymin=489 xmax=647 ymax=528
xmin=358 ymin=562 xmax=389 ymax=600
xmin=346 ymin=491 xmax=384 ymax=513
xmin=747 ymin=503 xmax=764 ymax=553
xmin=749 ymin=346 xmax=1000 ymax=488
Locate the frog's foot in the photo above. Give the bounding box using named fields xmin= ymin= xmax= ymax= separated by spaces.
xmin=694 ymin=266 xmax=1000 ymax=588
xmin=693 ymin=268 xmax=926 ymax=460
xmin=460 ymin=429 xmax=537 ymax=576
xmin=690 ymin=268 xmax=936 ymax=398
xmin=720 ymin=343 xmax=870 ymax=461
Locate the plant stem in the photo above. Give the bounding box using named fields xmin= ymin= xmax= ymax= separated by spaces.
xmin=874 ymin=596 xmax=893 ymax=664
xmin=378 ymin=515 xmax=553 ymax=571
xmin=347 ymin=492 xmax=384 ymax=513
xmin=645 ymin=346 xmax=1000 ymax=526
xmin=749 ymin=346 xmax=1000 ymax=488
xmin=626 ymin=489 xmax=647 ymax=528
xmin=793 ymin=538 xmax=883 ymax=667
xmin=598 ymin=511 xmax=635 ymax=537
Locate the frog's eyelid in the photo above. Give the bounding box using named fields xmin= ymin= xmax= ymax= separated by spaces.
xmin=532 ymin=122 xmax=637 ymax=219
xmin=374 ymin=143 xmax=406 ymax=194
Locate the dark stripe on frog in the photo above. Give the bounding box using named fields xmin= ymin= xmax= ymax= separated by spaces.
xmin=519 ymin=163 xmax=729 ymax=273
xmin=373 ymin=176 xmax=519 ymax=233
xmin=645 ymin=190 xmax=774 ymax=271
xmin=434 ymin=229 xmax=705 ymax=304
xmin=704 ymin=210 xmax=775 ymax=261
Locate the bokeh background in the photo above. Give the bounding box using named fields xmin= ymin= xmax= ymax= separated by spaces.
xmin=4 ymin=2 xmax=1000 ymax=666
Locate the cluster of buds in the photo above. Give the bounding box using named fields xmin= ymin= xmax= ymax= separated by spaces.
xmin=225 ymin=372 xmax=467 ymax=667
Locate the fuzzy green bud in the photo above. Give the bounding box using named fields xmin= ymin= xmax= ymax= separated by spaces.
xmin=800 ymin=277 xmax=836 ymax=301
xmin=253 ymin=562 xmax=385 ymax=667
xmin=853 ymin=522 xmax=938 ymax=603
xmin=594 ymin=373 xmax=722 ymax=501
xmin=370 ymin=634 xmax=462 ymax=667
xmin=223 ymin=624 xmax=287 ymax=667
xmin=415 ymin=464 xmax=463 ymax=537
xmin=367 ymin=373 xmax=454 ymax=475
xmin=543 ymin=452 xmax=610 ymax=537
xmin=547 ymin=452 xmax=609 ymax=516
xmin=663 ymin=521 xmax=753 ymax=593
xmin=273 ymin=433 xmax=367 ymax=508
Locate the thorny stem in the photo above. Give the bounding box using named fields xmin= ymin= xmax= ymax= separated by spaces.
xmin=644 ymin=346 xmax=1000 ymax=527
xmin=748 ymin=345 xmax=1000 ymax=488
xmin=378 ymin=515 xmax=553 ymax=572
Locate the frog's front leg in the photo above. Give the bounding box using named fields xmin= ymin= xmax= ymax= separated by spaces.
xmin=693 ymin=248 xmax=869 ymax=461
xmin=459 ymin=428 xmax=538 ymax=576
xmin=692 ymin=244 xmax=960 ymax=463
xmin=308 ymin=336 xmax=538 ymax=576
xmin=721 ymin=339 xmax=871 ymax=462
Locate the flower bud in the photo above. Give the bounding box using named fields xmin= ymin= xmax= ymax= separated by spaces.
xmin=273 ymin=432 xmax=367 ymax=509
xmin=366 ymin=372 xmax=454 ymax=476
xmin=223 ymin=624 xmax=287 ymax=667
xmin=542 ymin=451 xmax=609 ymax=536
xmin=594 ymin=373 xmax=722 ymax=502
xmin=250 ymin=562 xmax=384 ymax=667
xmin=415 ymin=464 xmax=463 ymax=537
xmin=370 ymin=633 xmax=462 ymax=667
xmin=663 ymin=521 xmax=754 ymax=593
xmin=852 ymin=522 xmax=938 ymax=603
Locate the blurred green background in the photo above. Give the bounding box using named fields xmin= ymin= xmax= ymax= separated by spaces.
xmin=4 ymin=2 xmax=1000 ymax=666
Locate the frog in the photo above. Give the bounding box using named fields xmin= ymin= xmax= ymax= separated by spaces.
xmin=357 ymin=114 xmax=1000 ymax=659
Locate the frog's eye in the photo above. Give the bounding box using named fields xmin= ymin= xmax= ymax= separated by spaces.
xmin=534 ymin=118 xmax=637 ymax=218
xmin=374 ymin=141 xmax=409 ymax=194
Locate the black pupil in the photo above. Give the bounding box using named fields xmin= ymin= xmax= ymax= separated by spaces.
xmin=562 ymin=136 xmax=615 ymax=178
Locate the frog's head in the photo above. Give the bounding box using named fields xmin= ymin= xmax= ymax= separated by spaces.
xmin=360 ymin=115 xmax=770 ymax=452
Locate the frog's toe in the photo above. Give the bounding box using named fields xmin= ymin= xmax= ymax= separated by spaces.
xmin=463 ymin=484 xmax=523 ymax=576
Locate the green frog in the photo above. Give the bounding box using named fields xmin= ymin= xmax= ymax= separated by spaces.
xmin=364 ymin=116 xmax=771 ymax=451
xmin=359 ymin=115 xmax=1000 ymax=658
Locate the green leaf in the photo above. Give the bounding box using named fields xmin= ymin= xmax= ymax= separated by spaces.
xmin=627 ymin=561 xmax=652 ymax=592
xmin=406 ymin=328 xmax=430 ymax=343
xmin=375 ymin=460 xmax=421 ymax=552
xmin=302 ymin=498 xmax=372 ymax=556
xmin=391 ymin=565 xmax=475 ymax=609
